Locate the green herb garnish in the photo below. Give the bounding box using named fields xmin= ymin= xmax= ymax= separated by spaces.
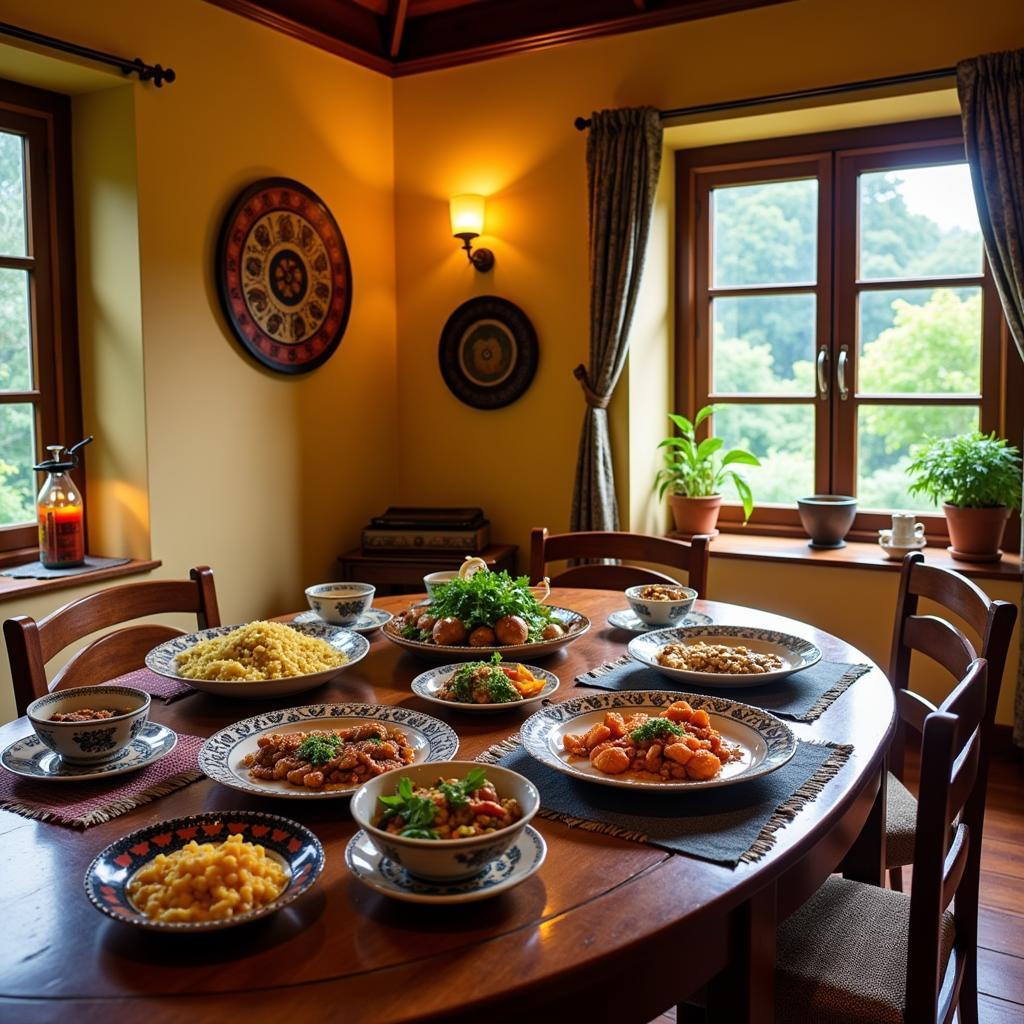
xmin=629 ymin=719 xmax=685 ymax=743
xmin=295 ymin=733 xmax=343 ymax=765
xmin=377 ymin=776 xmax=439 ymax=839
xmin=449 ymin=652 xmax=520 ymax=703
xmin=437 ymin=766 xmax=488 ymax=809
xmin=428 ymin=570 xmax=552 ymax=638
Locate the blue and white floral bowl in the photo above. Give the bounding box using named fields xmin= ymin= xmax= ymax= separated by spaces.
xmin=305 ymin=582 xmax=375 ymax=625
xmin=625 ymin=584 xmax=697 ymax=626
xmin=27 ymin=685 xmax=150 ymax=765
xmin=349 ymin=760 xmax=539 ymax=882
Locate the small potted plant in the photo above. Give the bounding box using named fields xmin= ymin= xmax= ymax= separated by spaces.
xmin=907 ymin=430 xmax=1022 ymax=562
xmin=655 ymin=406 xmax=760 ymax=536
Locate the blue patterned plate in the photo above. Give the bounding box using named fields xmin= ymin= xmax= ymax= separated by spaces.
xmin=1 ymin=722 xmax=177 ymax=783
xmin=607 ymin=608 xmax=713 ymax=633
xmin=520 ymin=690 xmax=797 ymax=792
xmin=84 ymin=810 xmax=324 ymax=932
xmin=292 ymin=608 xmax=393 ymax=634
xmin=345 ymin=825 xmax=546 ymax=904
xmin=145 ymin=621 xmax=369 ymax=699
xmin=410 ymin=662 xmax=559 ymax=714
xmin=199 ymin=703 xmax=460 ymax=800
xmin=627 ymin=625 xmax=822 ymax=688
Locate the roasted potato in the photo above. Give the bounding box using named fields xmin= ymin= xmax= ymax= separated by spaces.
xmin=494 ymin=614 xmax=529 ymax=645
xmin=468 ymin=625 xmax=497 ymax=647
xmin=432 ymin=616 xmax=466 ymax=646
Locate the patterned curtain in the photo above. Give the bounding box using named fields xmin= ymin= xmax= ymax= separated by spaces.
xmin=957 ymin=51 xmax=1024 ymax=747
xmin=571 ymin=107 xmax=663 ymax=531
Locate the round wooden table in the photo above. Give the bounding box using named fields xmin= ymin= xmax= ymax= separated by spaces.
xmin=0 ymin=590 xmax=895 ymax=1023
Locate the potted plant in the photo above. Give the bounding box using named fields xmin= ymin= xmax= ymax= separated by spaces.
xmin=907 ymin=431 xmax=1022 ymax=562
xmin=655 ymin=406 xmax=760 ymax=536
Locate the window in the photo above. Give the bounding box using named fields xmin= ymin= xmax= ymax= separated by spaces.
xmin=677 ymin=118 xmax=1019 ymax=543
xmin=0 ymin=78 xmax=81 ymax=557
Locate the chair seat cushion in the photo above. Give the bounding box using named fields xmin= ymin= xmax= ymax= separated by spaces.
xmin=886 ymin=771 xmax=918 ymax=868
xmin=776 ymin=876 xmax=955 ymax=1024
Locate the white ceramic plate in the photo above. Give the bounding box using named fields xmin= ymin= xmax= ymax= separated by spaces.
xmin=199 ymin=703 xmax=459 ymax=800
xmin=1 ymin=722 xmax=177 ymax=782
xmin=410 ymin=662 xmax=559 ymax=714
xmin=292 ymin=608 xmax=393 ymax=633
xmin=520 ymin=690 xmax=797 ymax=792
xmin=607 ymin=608 xmax=713 ymax=633
xmin=345 ymin=825 xmax=546 ymax=904
xmin=145 ymin=621 xmax=369 ymax=698
xmin=627 ymin=625 xmax=822 ymax=688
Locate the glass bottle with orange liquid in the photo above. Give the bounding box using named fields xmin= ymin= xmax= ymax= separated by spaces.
xmin=35 ymin=436 xmax=92 ymax=568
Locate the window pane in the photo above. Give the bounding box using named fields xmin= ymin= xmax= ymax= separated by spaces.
xmin=713 ymin=403 xmax=815 ymax=505
xmin=857 ymin=404 xmax=979 ymax=511
xmin=712 ymin=293 xmax=816 ymax=395
xmin=858 ymin=164 xmax=982 ymax=280
xmin=858 ymin=287 xmax=981 ymax=395
xmin=0 ymin=402 xmax=36 ymax=526
xmin=712 ymin=179 xmax=817 ymax=287
xmin=0 ymin=131 xmax=27 ymax=258
xmin=0 ymin=269 xmax=32 ymax=391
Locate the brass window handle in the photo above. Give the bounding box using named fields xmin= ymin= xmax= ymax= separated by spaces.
xmin=837 ymin=346 xmax=850 ymax=401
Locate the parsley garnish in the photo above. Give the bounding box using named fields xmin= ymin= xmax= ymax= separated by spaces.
xmin=295 ymin=733 xmax=343 ymax=765
xmin=449 ymin=653 xmax=520 ymax=703
xmin=428 ymin=570 xmax=552 ymax=636
xmin=629 ymin=719 xmax=685 ymax=743
xmin=376 ymin=769 xmax=491 ymax=840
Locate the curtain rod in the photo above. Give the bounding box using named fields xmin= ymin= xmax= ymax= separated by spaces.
xmin=573 ymin=66 xmax=957 ymax=131
xmin=0 ymin=20 xmax=176 ymax=87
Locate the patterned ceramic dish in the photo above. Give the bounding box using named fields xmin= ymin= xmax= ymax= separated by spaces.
xmin=521 ymin=690 xmax=797 ymax=792
xmin=2 ymin=721 xmax=177 ymax=782
xmin=199 ymin=703 xmax=460 ymax=800
xmin=26 ymin=685 xmax=150 ymax=765
xmin=292 ymin=608 xmax=392 ymax=634
xmin=381 ymin=605 xmax=591 ymax=662
xmin=84 ymin=810 xmax=324 ymax=932
xmin=607 ymin=608 xmax=713 ymax=633
xmin=345 ymin=825 xmax=546 ymax=904
xmin=410 ymin=662 xmax=559 ymax=714
xmin=627 ymin=625 xmax=822 ymax=688
xmin=624 ymin=584 xmax=697 ymax=626
xmin=349 ymin=760 xmax=540 ymax=881
xmin=305 ymin=582 xmax=375 ymax=626
xmin=145 ymin=622 xmax=369 ymax=699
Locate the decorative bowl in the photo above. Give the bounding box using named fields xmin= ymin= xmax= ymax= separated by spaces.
xmin=305 ymin=582 xmax=375 ymax=625
xmin=625 ymin=584 xmax=697 ymax=626
xmin=26 ymin=685 xmax=150 ymax=765
xmin=797 ymin=495 xmax=857 ymax=549
xmin=349 ymin=760 xmax=540 ymax=882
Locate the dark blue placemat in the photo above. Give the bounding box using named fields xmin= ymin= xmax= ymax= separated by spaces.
xmin=575 ymin=657 xmax=870 ymax=722
xmin=480 ymin=738 xmax=850 ymax=867
xmin=1 ymin=556 xmax=130 ymax=579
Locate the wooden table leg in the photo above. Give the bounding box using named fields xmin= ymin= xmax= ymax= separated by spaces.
xmin=839 ymin=764 xmax=886 ymax=886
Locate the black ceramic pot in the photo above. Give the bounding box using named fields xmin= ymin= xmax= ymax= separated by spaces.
xmin=797 ymin=495 xmax=858 ymax=549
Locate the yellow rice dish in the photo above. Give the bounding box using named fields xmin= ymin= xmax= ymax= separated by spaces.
xmin=174 ymin=620 xmax=347 ymax=681
xmin=128 ymin=833 xmax=289 ymax=922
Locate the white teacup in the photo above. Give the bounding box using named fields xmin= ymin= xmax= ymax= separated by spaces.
xmin=423 ymin=570 xmax=458 ymax=598
xmin=888 ymin=513 xmax=925 ymax=547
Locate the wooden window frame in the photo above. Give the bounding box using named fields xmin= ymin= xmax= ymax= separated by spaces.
xmin=0 ymin=77 xmax=82 ymax=557
xmin=676 ymin=117 xmax=1021 ymax=551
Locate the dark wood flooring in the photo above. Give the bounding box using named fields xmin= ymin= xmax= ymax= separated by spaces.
xmin=652 ymin=748 xmax=1024 ymax=1023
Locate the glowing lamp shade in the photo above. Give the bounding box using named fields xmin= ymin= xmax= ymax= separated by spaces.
xmin=449 ymin=194 xmax=486 ymax=238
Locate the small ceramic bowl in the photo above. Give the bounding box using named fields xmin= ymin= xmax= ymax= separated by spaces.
xmin=349 ymin=760 xmax=540 ymax=882
xmin=27 ymin=685 xmax=150 ymax=765
xmin=423 ymin=570 xmax=458 ymax=598
xmin=625 ymin=584 xmax=697 ymax=626
xmin=305 ymin=582 xmax=375 ymax=625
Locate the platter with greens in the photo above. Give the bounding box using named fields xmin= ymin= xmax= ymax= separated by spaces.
xmin=411 ymin=655 xmax=559 ymax=713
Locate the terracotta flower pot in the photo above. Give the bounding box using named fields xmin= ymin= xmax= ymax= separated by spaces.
xmin=943 ymin=503 xmax=1011 ymax=563
xmin=668 ymin=494 xmax=722 ymax=538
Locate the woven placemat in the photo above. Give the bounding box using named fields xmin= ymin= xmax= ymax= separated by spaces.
xmin=575 ymin=656 xmax=871 ymax=723
xmin=1 ymin=556 xmax=130 ymax=579
xmin=111 ymin=666 xmax=195 ymax=703
xmin=479 ymin=734 xmax=851 ymax=867
xmin=0 ymin=733 xmax=204 ymax=829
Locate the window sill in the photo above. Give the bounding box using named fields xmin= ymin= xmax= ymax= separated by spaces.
xmin=701 ymin=533 xmax=1021 ymax=582
xmin=0 ymin=558 xmax=162 ymax=602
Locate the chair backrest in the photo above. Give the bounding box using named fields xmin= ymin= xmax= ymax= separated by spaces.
xmin=906 ymin=657 xmax=987 ymax=1023
xmin=529 ymin=528 xmax=710 ymax=597
xmin=3 ymin=566 xmax=220 ymax=716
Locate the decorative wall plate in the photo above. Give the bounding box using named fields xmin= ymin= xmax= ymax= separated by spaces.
xmin=438 ymin=296 xmax=538 ymax=409
xmin=217 ymin=178 xmax=352 ymax=374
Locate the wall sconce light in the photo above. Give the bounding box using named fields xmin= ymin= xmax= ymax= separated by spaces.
xmin=449 ymin=194 xmax=495 ymax=272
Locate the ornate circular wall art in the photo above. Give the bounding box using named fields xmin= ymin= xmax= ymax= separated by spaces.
xmin=438 ymin=296 xmax=539 ymax=409
xmin=217 ymin=178 xmax=352 ymax=374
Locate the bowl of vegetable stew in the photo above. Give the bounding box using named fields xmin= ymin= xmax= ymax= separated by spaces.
xmin=349 ymin=761 xmax=540 ymax=881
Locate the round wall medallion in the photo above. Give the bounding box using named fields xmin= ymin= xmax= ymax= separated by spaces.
xmin=438 ymin=296 xmax=538 ymax=409
xmin=217 ymin=178 xmax=352 ymax=374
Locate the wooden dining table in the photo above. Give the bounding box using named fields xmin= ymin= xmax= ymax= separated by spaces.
xmin=0 ymin=589 xmax=895 ymax=1024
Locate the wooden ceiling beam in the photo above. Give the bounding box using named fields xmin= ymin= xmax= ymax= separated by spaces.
xmin=388 ymin=0 xmax=409 ymax=58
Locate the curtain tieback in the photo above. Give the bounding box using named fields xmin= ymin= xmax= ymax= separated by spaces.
xmin=573 ymin=364 xmax=610 ymax=409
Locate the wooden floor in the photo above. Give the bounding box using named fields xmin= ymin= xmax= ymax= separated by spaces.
xmin=651 ymin=747 xmax=1024 ymax=1023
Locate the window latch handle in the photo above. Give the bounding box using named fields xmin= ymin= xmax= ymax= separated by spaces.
xmin=816 ymin=347 xmax=829 ymax=399
xmin=837 ymin=346 xmax=850 ymax=401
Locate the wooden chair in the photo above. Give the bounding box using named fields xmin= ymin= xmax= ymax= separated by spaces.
xmin=885 ymin=552 xmax=1016 ymax=892
xmin=529 ymin=527 xmax=710 ymax=597
xmin=4 ymin=566 xmax=220 ymax=717
xmin=775 ymin=657 xmax=989 ymax=1024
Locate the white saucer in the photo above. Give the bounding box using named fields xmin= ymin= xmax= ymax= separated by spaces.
xmin=293 ymin=608 xmax=393 ymax=633
xmin=607 ymin=608 xmax=713 ymax=633
xmin=878 ymin=540 xmax=926 ymax=562
xmin=1 ymin=722 xmax=178 ymax=782
xmin=345 ymin=825 xmax=546 ymax=904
